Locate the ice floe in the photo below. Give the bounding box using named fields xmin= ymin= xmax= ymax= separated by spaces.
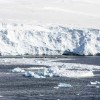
xmin=24 ymin=71 xmax=45 ymax=78
xmin=58 ymin=83 xmax=72 ymax=88
xmin=90 ymin=81 xmax=100 ymax=85
xmin=12 ymin=67 xmax=25 ymax=73
xmin=10 ymin=58 xmax=100 ymax=78
xmin=23 ymin=66 xmax=94 ymax=78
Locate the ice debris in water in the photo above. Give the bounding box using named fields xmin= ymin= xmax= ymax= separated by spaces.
xmin=0 ymin=24 xmax=100 ymax=56
xmin=36 ymin=68 xmax=54 ymax=77
xmin=58 ymin=83 xmax=72 ymax=88
xmin=90 ymin=81 xmax=100 ymax=85
xmin=46 ymin=66 xmax=94 ymax=78
xmin=23 ymin=67 xmax=57 ymax=78
xmin=23 ymin=65 xmax=94 ymax=78
xmin=12 ymin=67 xmax=25 ymax=73
xmin=24 ymin=71 xmax=45 ymax=78
xmin=24 ymin=71 xmax=34 ymax=77
xmin=87 ymin=81 xmax=100 ymax=88
xmin=95 ymin=86 xmax=99 ymax=88
xmin=33 ymin=60 xmax=42 ymax=64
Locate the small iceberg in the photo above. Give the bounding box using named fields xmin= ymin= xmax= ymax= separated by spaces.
xmin=12 ymin=67 xmax=25 ymax=73
xmin=58 ymin=83 xmax=72 ymax=88
xmin=90 ymin=81 xmax=100 ymax=85
xmin=24 ymin=71 xmax=34 ymax=77
xmin=36 ymin=68 xmax=54 ymax=77
xmin=24 ymin=71 xmax=45 ymax=78
xmin=23 ymin=65 xmax=94 ymax=78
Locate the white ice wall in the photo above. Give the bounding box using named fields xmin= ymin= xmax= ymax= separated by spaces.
xmin=0 ymin=24 xmax=99 ymax=56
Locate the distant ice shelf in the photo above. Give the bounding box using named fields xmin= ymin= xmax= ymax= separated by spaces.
xmin=0 ymin=23 xmax=100 ymax=56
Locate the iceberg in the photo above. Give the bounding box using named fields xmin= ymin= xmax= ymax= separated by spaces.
xmin=12 ymin=67 xmax=25 ymax=73
xmin=58 ymin=83 xmax=72 ymax=88
xmin=90 ymin=81 xmax=100 ymax=85
xmin=23 ymin=66 xmax=94 ymax=78
xmin=24 ymin=71 xmax=46 ymax=78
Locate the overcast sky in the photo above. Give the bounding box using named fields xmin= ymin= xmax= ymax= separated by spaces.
xmin=0 ymin=0 xmax=100 ymax=28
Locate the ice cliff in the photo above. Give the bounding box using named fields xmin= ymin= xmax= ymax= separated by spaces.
xmin=0 ymin=23 xmax=100 ymax=56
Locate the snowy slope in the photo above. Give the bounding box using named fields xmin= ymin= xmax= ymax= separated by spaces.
xmin=0 ymin=23 xmax=100 ymax=56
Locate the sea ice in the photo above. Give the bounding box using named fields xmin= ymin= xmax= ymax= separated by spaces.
xmin=23 ymin=66 xmax=94 ymax=78
xmin=24 ymin=71 xmax=45 ymax=78
xmin=58 ymin=83 xmax=72 ymax=88
xmin=12 ymin=67 xmax=25 ymax=73
xmin=90 ymin=81 xmax=100 ymax=85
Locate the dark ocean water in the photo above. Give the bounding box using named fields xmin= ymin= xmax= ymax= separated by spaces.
xmin=56 ymin=56 xmax=100 ymax=66
xmin=0 ymin=56 xmax=100 ymax=100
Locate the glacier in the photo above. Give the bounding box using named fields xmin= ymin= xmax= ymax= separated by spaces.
xmin=0 ymin=23 xmax=100 ymax=56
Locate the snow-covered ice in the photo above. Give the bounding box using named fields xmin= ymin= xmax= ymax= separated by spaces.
xmin=8 ymin=58 xmax=100 ymax=78
xmin=0 ymin=95 xmax=3 ymax=98
xmin=38 ymin=66 xmax=94 ymax=78
xmin=23 ymin=64 xmax=94 ymax=78
xmin=24 ymin=71 xmax=34 ymax=77
xmin=23 ymin=68 xmax=94 ymax=78
xmin=5 ymin=57 xmax=100 ymax=78
xmin=58 ymin=83 xmax=72 ymax=88
xmin=12 ymin=67 xmax=25 ymax=73
xmin=0 ymin=24 xmax=99 ymax=56
xmin=90 ymin=81 xmax=100 ymax=85
xmin=87 ymin=81 xmax=100 ymax=88
xmin=24 ymin=71 xmax=46 ymax=78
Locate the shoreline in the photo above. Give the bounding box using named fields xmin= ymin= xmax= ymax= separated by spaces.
xmin=0 ymin=55 xmax=99 ymax=58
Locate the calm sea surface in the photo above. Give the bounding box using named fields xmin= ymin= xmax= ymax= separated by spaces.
xmin=0 ymin=56 xmax=99 ymax=100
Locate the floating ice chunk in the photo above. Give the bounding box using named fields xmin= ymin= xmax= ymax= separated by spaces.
xmin=90 ymin=81 xmax=100 ymax=85
xmin=61 ymin=64 xmax=66 ymax=68
xmin=24 ymin=71 xmax=45 ymax=78
xmin=35 ymin=68 xmax=54 ymax=77
xmin=44 ymin=67 xmax=57 ymax=77
xmin=54 ymin=86 xmax=59 ymax=89
xmin=33 ymin=60 xmax=42 ymax=64
xmin=23 ymin=64 xmax=94 ymax=78
xmin=90 ymin=82 xmax=97 ymax=85
xmin=47 ymin=66 xmax=94 ymax=78
xmin=12 ymin=67 xmax=25 ymax=73
xmin=64 ymin=70 xmax=94 ymax=78
xmin=95 ymin=86 xmax=99 ymax=88
xmin=24 ymin=67 xmax=56 ymax=78
xmin=36 ymin=61 xmax=42 ymax=64
xmin=39 ymin=94 xmax=44 ymax=97
xmin=24 ymin=71 xmax=34 ymax=77
xmin=26 ymin=67 xmax=94 ymax=78
xmin=34 ymin=74 xmax=45 ymax=78
xmin=58 ymin=83 xmax=72 ymax=88
xmin=87 ymin=83 xmax=100 ymax=88
xmin=96 ymin=81 xmax=100 ymax=84
xmin=0 ymin=95 xmax=3 ymax=98
xmin=47 ymin=66 xmax=61 ymax=77
xmin=76 ymin=94 xmax=80 ymax=96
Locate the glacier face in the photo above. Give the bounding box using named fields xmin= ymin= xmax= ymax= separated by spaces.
xmin=0 ymin=23 xmax=100 ymax=56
